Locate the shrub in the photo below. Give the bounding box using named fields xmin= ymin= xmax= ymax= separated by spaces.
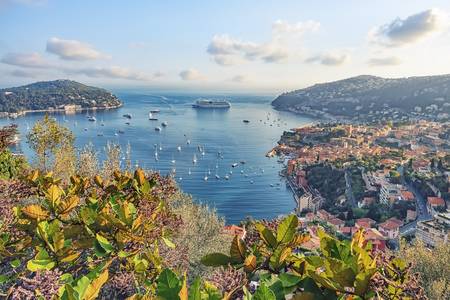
xmin=0 ymin=150 xmax=27 ymax=180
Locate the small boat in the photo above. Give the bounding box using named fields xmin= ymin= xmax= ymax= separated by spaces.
xmin=171 ymin=159 xmax=176 ymax=164
xmin=161 ymin=121 xmax=168 ymax=127
xmin=229 ymin=170 xmax=233 ymax=175
xmin=148 ymin=112 xmax=158 ymax=121
xmin=177 ymin=146 xmax=181 ymax=152
xmin=125 ymin=122 xmax=130 ymax=125
xmin=97 ymin=133 xmax=104 ymax=136
xmin=188 ymin=168 xmax=192 ymax=175
xmin=243 ymin=120 xmax=250 ymax=123
xmin=186 ymin=139 xmax=191 ymax=145
xmin=84 ymin=128 xmax=88 ymax=131
xmin=88 ymin=116 xmax=96 ymax=122
xmin=240 ymin=161 xmax=246 ymax=164
xmin=193 ymin=154 xmax=198 ymax=164
xmin=159 ymin=144 xmax=163 ymax=151
xmin=208 ymin=169 xmax=211 ymax=175
xmin=215 ymin=174 xmax=220 ymax=180
xmin=250 ymin=180 xmax=254 ymax=184
xmin=231 ymin=163 xmax=239 ymax=168
xmin=155 ymin=127 xmax=162 ymax=131
xmin=240 ymin=170 xmax=244 ymax=174
xmin=224 ymin=175 xmax=229 ymax=180
xmin=118 ymin=130 xmax=125 ymax=134
xmin=203 ymin=175 xmax=208 ymax=181
xmin=123 ymin=114 xmax=132 ymax=119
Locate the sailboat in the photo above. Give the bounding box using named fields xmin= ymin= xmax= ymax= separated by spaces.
xmin=188 ymin=168 xmax=192 ymax=175
xmin=192 ymin=154 xmax=197 ymax=164
xmin=203 ymin=172 xmax=208 ymax=181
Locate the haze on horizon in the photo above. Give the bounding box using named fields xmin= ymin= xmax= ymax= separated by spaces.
xmin=1 ymin=0 xmax=450 ymax=93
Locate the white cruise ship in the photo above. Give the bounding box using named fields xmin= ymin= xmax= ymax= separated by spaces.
xmin=192 ymin=99 xmax=231 ymax=109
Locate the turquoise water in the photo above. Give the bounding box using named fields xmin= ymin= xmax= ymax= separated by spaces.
xmin=1 ymin=92 xmax=313 ymax=224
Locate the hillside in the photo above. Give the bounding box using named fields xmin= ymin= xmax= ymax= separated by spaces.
xmin=272 ymin=74 xmax=450 ymax=122
xmin=0 ymin=80 xmax=122 ymax=115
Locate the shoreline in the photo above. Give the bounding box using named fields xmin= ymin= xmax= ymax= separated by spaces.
xmin=0 ymin=103 xmax=123 ymax=119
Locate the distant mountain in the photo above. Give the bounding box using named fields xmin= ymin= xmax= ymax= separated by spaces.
xmin=0 ymin=80 xmax=122 ymax=115
xmin=272 ymin=74 xmax=450 ymax=122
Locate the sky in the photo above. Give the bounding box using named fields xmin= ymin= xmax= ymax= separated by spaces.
xmin=1 ymin=0 xmax=450 ymax=93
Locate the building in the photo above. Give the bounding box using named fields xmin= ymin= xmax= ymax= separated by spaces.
xmin=427 ymin=197 xmax=446 ymax=215
xmin=355 ymin=218 xmax=376 ymax=229
xmin=328 ymin=218 xmax=345 ymax=230
xmin=297 ymin=192 xmax=323 ymax=213
xmin=378 ymin=219 xmax=401 ymax=239
xmin=416 ymin=212 xmax=450 ymax=247
xmin=364 ymin=228 xmax=387 ymax=251
xmin=380 ymin=183 xmax=403 ymax=205
xmin=223 ymin=225 xmax=246 ymax=239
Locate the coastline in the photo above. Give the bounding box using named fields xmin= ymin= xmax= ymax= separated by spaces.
xmin=0 ymin=103 xmax=123 ymax=119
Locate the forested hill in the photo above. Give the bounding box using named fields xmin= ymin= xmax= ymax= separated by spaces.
xmin=272 ymin=74 xmax=450 ymax=122
xmin=0 ymin=80 xmax=122 ymax=114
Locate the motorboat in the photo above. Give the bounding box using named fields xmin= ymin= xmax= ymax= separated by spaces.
xmin=155 ymin=127 xmax=162 ymax=131
xmin=123 ymin=113 xmax=132 ymax=119
xmin=161 ymin=121 xmax=168 ymax=127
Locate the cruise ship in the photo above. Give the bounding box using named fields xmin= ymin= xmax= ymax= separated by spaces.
xmin=192 ymin=99 xmax=231 ymax=109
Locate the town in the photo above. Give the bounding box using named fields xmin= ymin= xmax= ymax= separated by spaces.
xmin=269 ymin=121 xmax=450 ymax=249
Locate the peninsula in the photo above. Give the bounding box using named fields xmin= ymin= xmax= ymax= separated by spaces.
xmin=0 ymin=79 xmax=122 ymax=118
xmin=272 ymin=74 xmax=450 ymax=123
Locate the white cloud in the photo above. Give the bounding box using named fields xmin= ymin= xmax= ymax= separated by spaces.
xmin=368 ymin=56 xmax=401 ymax=66
xmin=306 ymin=51 xmax=350 ymax=66
xmin=1 ymin=52 xmax=51 ymax=68
xmin=46 ymin=37 xmax=108 ymax=61
xmin=230 ymin=75 xmax=248 ymax=83
xmin=272 ymin=20 xmax=320 ymax=37
xmin=68 ymin=66 xmax=150 ymax=81
xmin=207 ymin=20 xmax=319 ymax=66
xmin=153 ymin=71 xmax=165 ymax=78
xmin=369 ymin=8 xmax=450 ymax=47
xmin=179 ymin=68 xmax=204 ymax=80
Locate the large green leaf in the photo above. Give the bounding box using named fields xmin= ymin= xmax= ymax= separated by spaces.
xmin=276 ymin=215 xmax=298 ymax=244
xmin=201 ymin=253 xmax=232 ymax=267
xmin=255 ymin=223 xmax=277 ymax=248
xmin=253 ymin=283 xmax=276 ymax=300
xmin=26 ymin=247 xmax=55 ymax=271
xmin=188 ymin=277 xmax=202 ymax=300
xmin=157 ymin=268 xmax=182 ymax=300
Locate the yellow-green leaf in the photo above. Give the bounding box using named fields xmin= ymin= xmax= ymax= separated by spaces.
xmin=230 ymin=235 xmax=246 ymax=263
xmin=83 ymin=269 xmax=109 ymax=300
xmin=244 ymin=254 xmax=257 ymax=273
xmin=57 ymin=195 xmax=79 ymax=216
xmin=21 ymin=204 xmax=49 ymax=220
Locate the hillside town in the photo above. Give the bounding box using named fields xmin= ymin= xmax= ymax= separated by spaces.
xmin=269 ymin=121 xmax=450 ymax=249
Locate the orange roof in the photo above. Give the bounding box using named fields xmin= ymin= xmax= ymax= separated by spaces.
xmin=328 ymin=218 xmax=345 ymax=226
xmin=379 ymin=220 xmax=400 ymax=231
xmin=401 ymin=191 xmax=415 ymax=201
xmin=364 ymin=228 xmax=386 ymax=241
xmin=427 ymin=197 xmax=445 ymax=207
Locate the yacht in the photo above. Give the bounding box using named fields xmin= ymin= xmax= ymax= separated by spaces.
xmin=192 ymin=99 xmax=231 ymax=109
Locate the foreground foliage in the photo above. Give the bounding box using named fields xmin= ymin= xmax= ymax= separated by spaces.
xmin=0 ymin=168 xmax=427 ymax=299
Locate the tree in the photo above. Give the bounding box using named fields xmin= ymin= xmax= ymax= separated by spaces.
xmin=400 ymin=240 xmax=450 ymax=299
xmin=26 ymin=115 xmax=74 ymax=171
xmin=0 ymin=124 xmax=18 ymax=151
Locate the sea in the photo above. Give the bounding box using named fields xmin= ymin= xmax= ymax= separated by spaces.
xmin=0 ymin=91 xmax=314 ymax=224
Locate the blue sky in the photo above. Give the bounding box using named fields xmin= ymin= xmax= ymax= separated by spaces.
xmin=1 ymin=0 xmax=450 ymax=92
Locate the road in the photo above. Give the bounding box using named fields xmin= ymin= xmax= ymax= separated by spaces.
xmin=398 ymin=165 xmax=433 ymax=236
xmin=345 ymin=169 xmax=357 ymax=208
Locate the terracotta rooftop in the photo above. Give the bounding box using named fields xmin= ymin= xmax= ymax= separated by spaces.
xmin=427 ymin=197 xmax=445 ymax=207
